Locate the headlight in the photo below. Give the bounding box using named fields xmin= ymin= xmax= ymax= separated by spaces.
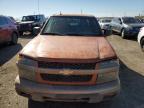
xmin=32 ymin=23 xmax=37 ymax=26
xmin=18 ymin=55 xmax=37 ymax=66
xmin=97 ymin=59 xmax=119 ymax=84
xmin=17 ymin=55 xmax=37 ymax=81
xmin=99 ymin=59 xmax=119 ymax=69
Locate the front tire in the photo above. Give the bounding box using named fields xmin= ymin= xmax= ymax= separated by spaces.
xmin=31 ymin=30 xmax=35 ymax=36
xmin=121 ymin=29 xmax=127 ymax=39
xmin=141 ymin=38 xmax=144 ymax=52
xmin=31 ymin=29 xmax=38 ymax=36
xmin=10 ymin=33 xmax=18 ymax=45
xmin=19 ymin=31 xmax=23 ymax=36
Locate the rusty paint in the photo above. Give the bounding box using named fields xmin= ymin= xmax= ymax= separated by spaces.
xmin=20 ymin=34 xmax=117 ymax=85
xmin=20 ymin=35 xmax=117 ymax=62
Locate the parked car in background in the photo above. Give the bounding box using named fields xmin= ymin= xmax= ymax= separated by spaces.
xmin=0 ymin=15 xmax=19 ymax=45
xmin=138 ymin=27 xmax=144 ymax=51
xmin=141 ymin=19 xmax=144 ymax=23
xmin=15 ymin=14 xmax=120 ymax=103
xmin=99 ymin=18 xmax=112 ymax=30
xmin=135 ymin=18 xmax=144 ymax=23
xmin=111 ymin=17 xmax=144 ymax=38
xmin=9 ymin=16 xmax=16 ymax=22
xmin=8 ymin=16 xmax=20 ymax=31
xmin=18 ymin=14 xmax=46 ymax=36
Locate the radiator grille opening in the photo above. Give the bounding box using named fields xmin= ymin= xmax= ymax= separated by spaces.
xmin=40 ymin=73 xmax=93 ymax=82
xmin=38 ymin=62 xmax=96 ymax=70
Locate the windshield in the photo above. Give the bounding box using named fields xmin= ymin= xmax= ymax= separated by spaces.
xmin=101 ymin=19 xmax=111 ymax=23
xmin=22 ymin=16 xmax=40 ymax=21
xmin=122 ymin=17 xmax=140 ymax=24
xmin=42 ymin=16 xmax=102 ymax=36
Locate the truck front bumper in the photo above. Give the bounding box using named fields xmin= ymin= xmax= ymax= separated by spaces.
xmin=15 ymin=76 xmax=120 ymax=103
xmin=125 ymin=29 xmax=139 ymax=36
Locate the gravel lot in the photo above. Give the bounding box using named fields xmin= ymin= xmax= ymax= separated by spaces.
xmin=0 ymin=35 xmax=144 ymax=108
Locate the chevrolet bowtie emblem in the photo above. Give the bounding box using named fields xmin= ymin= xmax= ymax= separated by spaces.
xmin=59 ymin=70 xmax=74 ymax=75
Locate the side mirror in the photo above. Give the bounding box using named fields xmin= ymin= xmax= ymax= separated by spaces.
xmin=33 ymin=27 xmax=41 ymax=36
xmin=103 ymin=29 xmax=112 ymax=36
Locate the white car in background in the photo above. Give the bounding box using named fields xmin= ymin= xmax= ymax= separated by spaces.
xmin=99 ymin=18 xmax=112 ymax=30
xmin=138 ymin=27 xmax=144 ymax=51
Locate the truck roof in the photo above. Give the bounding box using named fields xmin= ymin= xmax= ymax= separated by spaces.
xmin=52 ymin=14 xmax=95 ymax=18
xmin=23 ymin=14 xmax=44 ymax=17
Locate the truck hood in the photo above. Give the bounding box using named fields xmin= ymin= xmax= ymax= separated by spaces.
xmin=101 ymin=22 xmax=111 ymax=25
xmin=19 ymin=21 xmax=34 ymax=24
xmin=20 ymin=35 xmax=117 ymax=62
xmin=127 ymin=23 xmax=144 ymax=28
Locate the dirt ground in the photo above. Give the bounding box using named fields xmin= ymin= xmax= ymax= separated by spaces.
xmin=0 ymin=35 xmax=144 ymax=108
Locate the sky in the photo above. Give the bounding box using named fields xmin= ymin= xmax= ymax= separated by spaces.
xmin=0 ymin=0 xmax=144 ymax=19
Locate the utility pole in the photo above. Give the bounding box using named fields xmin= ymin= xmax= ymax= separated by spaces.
xmin=60 ymin=11 xmax=62 ymax=15
xmin=38 ymin=0 xmax=40 ymax=14
xmin=142 ymin=10 xmax=144 ymax=16
xmin=81 ymin=10 xmax=83 ymax=14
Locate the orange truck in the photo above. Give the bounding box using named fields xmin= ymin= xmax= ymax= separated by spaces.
xmin=15 ymin=14 xmax=120 ymax=103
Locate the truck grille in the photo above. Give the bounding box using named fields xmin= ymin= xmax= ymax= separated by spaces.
xmin=38 ymin=62 xmax=96 ymax=70
xmin=133 ymin=27 xmax=141 ymax=31
xmin=20 ymin=24 xmax=31 ymax=30
xmin=40 ymin=73 xmax=92 ymax=82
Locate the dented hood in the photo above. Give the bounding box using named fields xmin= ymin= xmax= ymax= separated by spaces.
xmin=20 ymin=35 xmax=117 ymax=62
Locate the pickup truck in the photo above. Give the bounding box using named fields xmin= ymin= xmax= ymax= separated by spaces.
xmin=15 ymin=14 xmax=120 ymax=103
xmin=18 ymin=14 xmax=46 ymax=36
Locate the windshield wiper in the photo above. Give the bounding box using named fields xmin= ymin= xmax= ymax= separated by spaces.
xmin=65 ymin=33 xmax=101 ymax=36
xmin=65 ymin=33 xmax=86 ymax=36
xmin=42 ymin=32 xmax=65 ymax=36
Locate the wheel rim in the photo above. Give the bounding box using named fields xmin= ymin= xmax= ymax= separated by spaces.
xmin=142 ymin=42 xmax=144 ymax=49
xmin=12 ymin=33 xmax=18 ymax=44
xmin=121 ymin=30 xmax=124 ymax=38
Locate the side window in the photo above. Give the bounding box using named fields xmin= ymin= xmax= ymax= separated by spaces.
xmin=22 ymin=17 xmax=26 ymax=21
xmin=0 ymin=17 xmax=8 ymax=26
xmin=36 ymin=15 xmax=41 ymax=22
xmin=114 ymin=18 xmax=120 ymax=24
xmin=7 ymin=18 xmax=14 ymax=25
xmin=112 ymin=18 xmax=117 ymax=23
xmin=40 ymin=15 xmax=45 ymax=22
xmin=118 ymin=18 xmax=122 ymax=24
xmin=40 ymin=16 xmax=43 ymax=21
xmin=3 ymin=17 xmax=8 ymax=24
xmin=100 ymin=20 xmax=102 ymax=23
xmin=41 ymin=16 xmax=45 ymax=22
